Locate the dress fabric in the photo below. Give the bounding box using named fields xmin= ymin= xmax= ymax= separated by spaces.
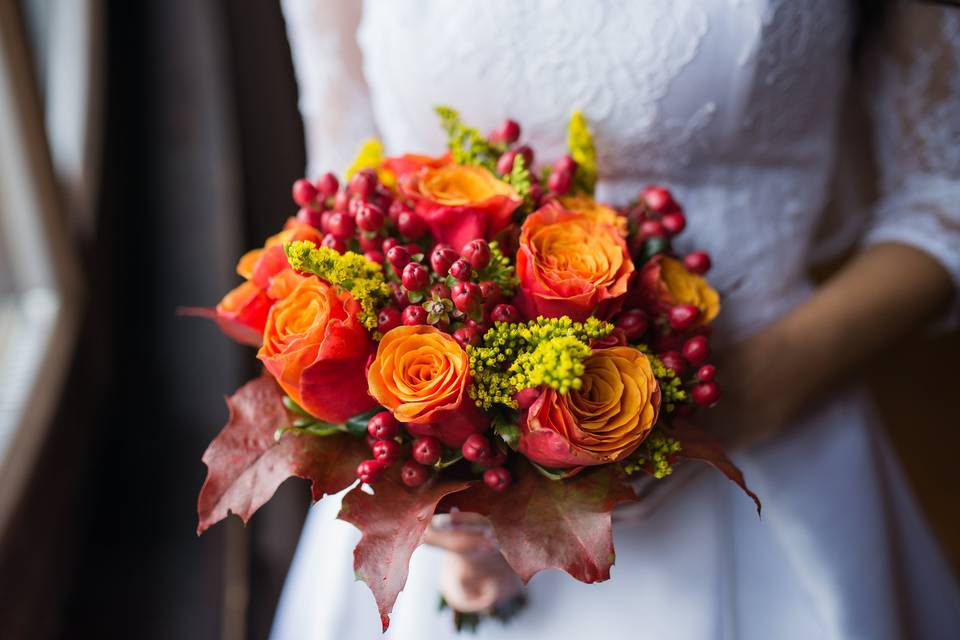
xmin=272 ymin=1 xmax=960 ymax=638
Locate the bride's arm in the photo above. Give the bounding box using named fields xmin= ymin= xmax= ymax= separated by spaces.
xmin=721 ymin=2 xmax=960 ymax=444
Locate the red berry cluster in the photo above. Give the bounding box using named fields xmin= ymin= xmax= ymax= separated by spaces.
xmin=491 ymin=118 xmax=579 ymax=203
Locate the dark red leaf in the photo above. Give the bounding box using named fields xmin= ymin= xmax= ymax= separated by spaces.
xmin=671 ymin=421 xmax=762 ymax=515
xmin=338 ymin=474 xmax=472 ymax=631
xmin=197 ymin=375 xmax=368 ymax=534
xmin=178 ymin=306 xmax=263 ymax=347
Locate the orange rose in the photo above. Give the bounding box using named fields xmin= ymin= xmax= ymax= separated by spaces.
xmin=258 ymin=276 xmax=376 ymax=423
xmin=382 ymin=153 xmax=451 ymax=182
xmin=518 ymin=347 xmax=660 ymax=469
xmin=560 ymin=194 xmax=628 ymax=237
xmin=635 ymin=255 xmax=720 ymax=324
xmin=516 ymin=204 xmax=634 ymax=322
xmin=401 ymin=164 xmax=521 ymax=252
xmin=367 ymin=325 xmax=488 ymax=447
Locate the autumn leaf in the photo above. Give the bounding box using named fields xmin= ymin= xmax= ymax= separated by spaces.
xmin=178 ymin=305 xmax=263 ymax=348
xmin=338 ymin=474 xmax=472 ymax=631
xmin=671 ymin=421 xmax=762 ymax=515
xmin=197 ymin=375 xmax=368 ymax=534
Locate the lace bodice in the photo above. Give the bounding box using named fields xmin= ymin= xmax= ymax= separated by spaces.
xmin=281 ymin=0 xmax=960 ymax=340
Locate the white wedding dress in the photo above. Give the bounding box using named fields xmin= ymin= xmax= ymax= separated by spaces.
xmin=271 ymin=2 xmax=960 ymax=638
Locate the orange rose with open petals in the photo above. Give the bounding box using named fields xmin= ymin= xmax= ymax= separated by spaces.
xmin=516 ymin=204 xmax=634 ymax=322
xmin=518 ymin=347 xmax=660 ymax=469
xmin=402 ymin=164 xmax=520 ymax=252
xmin=636 ymin=255 xmax=720 ymax=324
xmin=560 ymin=194 xmax=628 ymax=237
xmin=382 ymin=153 xmax=451 ymax=182
xmin=258 ymin=276 xmax=376 ymax=423
xmin=367 ymin=325 xmax=488 ymax=447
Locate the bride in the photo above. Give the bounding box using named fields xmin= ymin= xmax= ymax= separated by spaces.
xmin=270 ymin=1 xmax=960 ymax=638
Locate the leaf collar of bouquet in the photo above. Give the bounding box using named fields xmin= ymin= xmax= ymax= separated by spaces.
xmin=191 ymin=106 xmax=760 ymax=632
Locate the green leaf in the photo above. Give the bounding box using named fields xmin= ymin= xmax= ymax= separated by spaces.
xmin=407 ymin=290 xmax=425 ymax=304
xmin=492 ymin=411 xmax=521 ymax=449
xmin=283 ymin=395 xmax=312 ymax=418
xmin=529 ymin=461 xmax=582 ymax=481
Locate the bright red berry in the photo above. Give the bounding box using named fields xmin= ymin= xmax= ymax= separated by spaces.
xmin=388 ymin=199 xmax=411 ymax=224
xmin=516 ymin=145 xmax=534 ymax=169
xmin=315 ymin=172 xmax=339 ymax=197
xmin=377 ymin=306 xmax=402 ymax=333
xmin=292 ymin=178 xmax=318 ymax=207
xmin=359 ymin=234 xmax=381 ymax=253
xmin=402 ymin=304 xmax=427 ymax=325
xmin=321 ymin=233 xmax=347 ymax=253
xmin=453 ymin=326 xmax=480 ymax=348
xmin=660 ymin=351 xmax=686 ymax=376
xmin=349 ymin=169 xmax=377 ymax=198
xmin=387 ymin=245 xmax=411 ymax=273
xmin=382 ymin=237 xmax=400 ymax=254
xmin=697 ymin=364 xmax=716 ymax=383
xmin=491 ymin=303 xmax=521 ymax=323
xmin=412 ymin=436 xmax=442 ymax=465
xmin=449 ymin=258 xmax=473 ymax=282
xmin=364 ymin=250 xmax=384 ymax=265
xmin=692 ymin=382 xmax=721 ymax=407
xmin=547 ymin=168 xmax=573 ymax=195
xmin=639 ymin=219 xmax=666 ymax=240
xmin=555 ymin=154 xmax=577 ymax=175
xmin=397 ymin=210 xmax=427 ymax=240
xmin=452 ymin=282 xmax=482 ymax=314
xmin=367 ymin=411 xmax=400 ymax=441
xmin=356 ymin=202 xmax=385 ymax=232
xmin=327 ymin=211 xmax=356 ymax=238
xmin=296 ymin=206 xmax=324 ymax=228
xmin=682 ymin=335 xmax=711 ymax=365
xmin=402 ymin=262 xmax=429 ymax=291
xmin=661 ymin=211 xmax=686 ymax=236
xmin=684 ymin=251 xmax=712 ymax=275
xmin=496 ymin=150 xmax=518 ymax=175
xmin=478 ymin=280 xmax=501 ymax=302
xmin=491 ymin=118 xmax=521 ymax=144
xmin=642 ymin=186 xmax=674 ymax=213
xmin=333 ymin=190 xmax=350 ymax=212
xmin=668 ymin=304 xmax=700 ymax=331
xmin=461 ymin=434 xmax=491 ymax=462
xmin=461 ymin=239 xmax=491 ymax=270
xmin=615 ymin=309 xmax=649 ymax=341
xmin=483 ymin=467 xmax=512 ymax=492
xmin=391 ymin=282 xmax=410 ymax=307
xmin=431 ymin=282 xmax=452 ymax=299
xmin=401 ymin=461 xmax=430 ymax=487
xmin=356 ymin=459 xmax=385 ymax=484
xmin=372 ymin=439 xmax=403 ymax=463
xmin=430 ymin=245 xmax=458 ymax=276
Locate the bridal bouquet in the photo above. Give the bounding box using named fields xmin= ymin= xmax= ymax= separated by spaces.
xmin=192 ymin=108 xmax=759 ymax=631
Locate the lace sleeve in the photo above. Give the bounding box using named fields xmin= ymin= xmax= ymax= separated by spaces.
xmin=280 ymin=0 xmax=377 ymax=177
xmin=863 ymin=3 xmax=960 ymax=318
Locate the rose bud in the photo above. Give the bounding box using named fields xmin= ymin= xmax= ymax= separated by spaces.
xmin=668 ymin=304 xmax=701 ymax=331
xmin=377 ymin=307 xmax=402 ymax=333
xmin=364 ymin=250 xmax=384 ymax=266
xmin=349 ymin=169 xmax=377 ymax=198
xmin=356 ymin=202 xmax=385 ymax=232
xmin=412 ymin=436 xmax=443 ymax=465
xmin=401 ymin=461 xmax=430 ymax=487
xmin=453 ymin=326 xmax=480 ymax=348
xmin=491 ymin=303 xmax=521 ymax=324
xmin=692 ymin=382 xmax=721 ymax=407
xmin=615 ymin=309 xmax=649 ymax=341
xmin=372 ymin=439 xmax=403 ymax=463
xmin=461 ymin=434 xmax=491 ymax=462
xmin=696 ymin=364 xmax=716 ymax=383
xmin=402 ymin=304 xmax=428 ymax=326
xmin=356 ymin=459 xmax=386 ymax=484
xmin=684 ymin=250 xmax=712 ymax=275
xmin=368 ymin=411 xmax=401 ymax=440
xmin=661 ymin=211 xmax=686 ymax=235
xmin=397 ymin=209 xmax=428 ymax=240
xmin=315 ymin=171 xmax=339 ymax=197
xmin=491 ymin=118 xmax=521 ymax=144
xmin=483 ymin=467 xmax=512 ymax=492
xmin=642 ymin=186 xmax=675 ymax=213
xmin=449 ymin=258 xmax=473 ymax=282
xmin=461 ymin=239 xmax=491 ymax=270
xmin=296 ymin=206 xmax=324 ymax=229
xmin=452 ymin=281 xmax=482 ymax=314
xmin=321 ymin=233 xmax=347 ymax=253
xmin=401 ymin=262 xmax=429 ymax=292
xmin=333 ymin=190 xmax=350 ymax=212
xmin=682 ymin=335 xmax=710 ymax=365
xmin=660 ymin=350 xmax=686 ymax=376
xmin=292 ymin=178 xmax=318 ymax=207
xmin=496 ymin=149 xmax=518 ymax=175
xmin=387 ymin=245 xmax=411 ymax=273
xmin=514 ymin=387 xmax=540 ymax=409
xmin=430 ymin=244 xmax=458 ymax=276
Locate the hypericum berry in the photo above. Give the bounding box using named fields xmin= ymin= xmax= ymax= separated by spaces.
xmin=661 ymin=211 xmax=686 ymax=236
xmin=668 ymin=304 xmax=700 ymax=331
xmin=368 ymin=411 xmax=400 ymax=441
xmin=316 ymin=171 xmax=339 ymax=197
xmin=359 ymin=234 xmax=381 ymax=253
xmin=478 ymin=280 xmax=501 ymax=302
xmin=642 ymin=186 xmax=674 ymax=213
xmin=554 ymin=154 xmax=577 ymax=175
xmin=660 ymin=351 xmax=686 ymax=376
xmin=453 ymin=326 xmax=480 ymax=348
xmin=402 ymin=304 xmax=427 ymax=325
xmin=547 ymin=169 xmax=572 ymax=195
xmin=382 ymin=237 xmax=400 ymax=254
xmin=496 ymin=150 xmax=518 ymax=175
xmin=401 ymin=262 xmax=429 ymax=292
xmin=349 ymin=169 xmax=377 ymax=198
xmin=516 ymin=145 xmax=534 ymax=169
xmin=452 ymin=281 xmax=482 ymax=314
xmin=377 ymin=306 xmax=402 ymax=333
xmin=388 ymin=199 xmax=411 ymax=224
xmin=356 ymin=459 xmax=385 ymax=484
xmin=692 ymin=382 xmax=721 ymax=407
xmin=391 ymin=282 xmax=410 ymax=307
xmin=387 ymin=245 xmax=411 ymax=273
xmin=431 ymin=282 xmax=452 ymax=299
xmin=491 ymin=118 xmax=521 ymax=144
xmin=319 ymin=210 xmax=335 ymax=234
xmin=296 ymin=206 xmax=324 ymax=228
xmin=372 ymin=439 xmax=403 ymax=463
xmin=491 ymin=303 xmax=521 ymax=323
xmin=461 ymin=434 xmax=491 ymax=462
xmin=333 ymin=190 xmax=350 ymax=212
xmin=364 ymin=250 xmax=384 ymax=266
xmin=321 ymin=233 xmax=347 ymax=253
xmin=682 ymin=335 xmax=711 ymax=365
xmin=461 ymin=239 xmax=491 ymax=270
xmin=639 ymin=219 xmax=666 ymax=240
xmin=397 ymin=210 xmax=427 ymax=240
xmin=615 ymin=309 xmax=649 ymax=341
xmin=412 ymin=436 xmax=442 ymax=465
xmin=696 ymin=364 xmax=716 ymax=383
xmin=514 ymin=387 xmax=540 ymax=409
xmin=401 ymin=461 xmax=430 ymax=487
xmin=528 ymin=181 xmax=545 ymax=207
xmin=483 ymin=467 xmax=512 ymax=492
xmin=356 ymin=202 xmax=385 ymax=232
xmin=479 ymin=447 xmax=507 ymax=469
xmin=684 ymin=251 xmax=712 ymax=275
xmin=292 ymin=178 xmax=318 ymax=207
xmin=449 ymin=258 xmax=473 ymax=282
xmin=327 ymin=211 xmax=356 ymax=238
xmin=365 ymin=434 xmax=379 ymax=450
xmin=430 ymin=245 xmax=458 ymax=276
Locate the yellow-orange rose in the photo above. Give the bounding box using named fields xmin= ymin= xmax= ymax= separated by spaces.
xmin=636 ymin=255 xmax=720 ymax=324
xmin=258 ymin=276 xmax=375 ymax=423
xmin=516 ymin=204 xmax=634 ymax=321
xmin=401 ymin=164 xmax=520 ymax=252
xmin=367 ymin=325 xmax=488 ymax=446
xmin=519 ymin=347 xmax=660 ymax=468
xmin=560 ymin=194 xmax=628 ymax=237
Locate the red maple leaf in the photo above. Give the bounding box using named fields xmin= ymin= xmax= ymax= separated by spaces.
xmin=196 ymin=375 xmax=368 ymax=534
xmin=338 ymin=474 xmax=473 ymax=631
